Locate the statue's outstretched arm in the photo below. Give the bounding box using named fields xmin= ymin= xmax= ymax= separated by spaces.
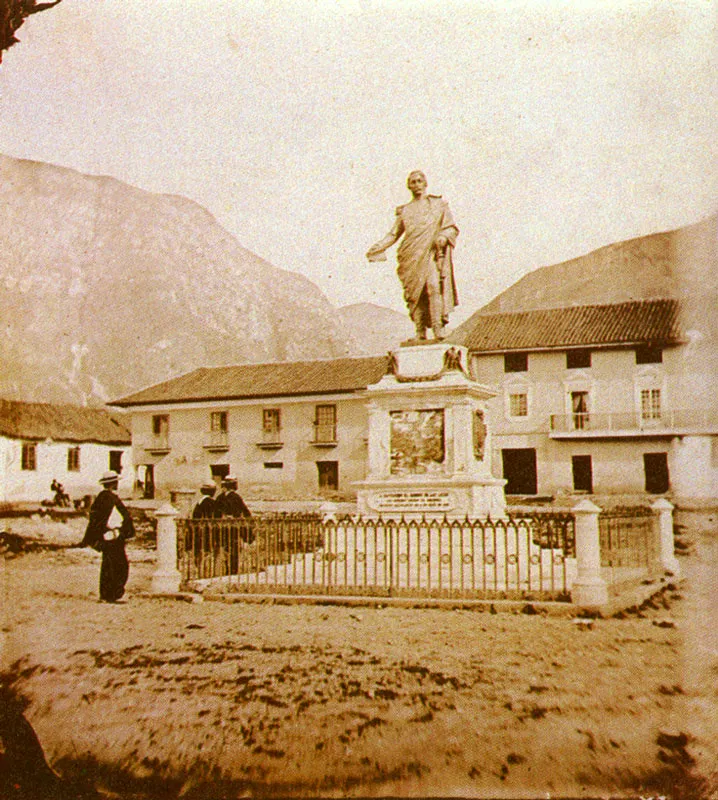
xmin=366 ymin=217 xmax=403 ymax=262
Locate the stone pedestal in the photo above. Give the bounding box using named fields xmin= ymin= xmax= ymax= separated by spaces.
xmin=152 ymin=503 xmax=182 ymax=594
xmin=570 ymin=499 xmax=609 ymax=610
xmin=652 ymin=498 xmax=680 ymax=578
xmin=355 ymin=342 xmax=506 ymax=519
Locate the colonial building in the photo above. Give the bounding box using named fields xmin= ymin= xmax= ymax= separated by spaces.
xmin=450 ymin=298 xmax=717 ymax=503
xmin=112 ymin=357 xmax=388 ymax=501
xmin=0 ymin=399 xmax=133 ymax=503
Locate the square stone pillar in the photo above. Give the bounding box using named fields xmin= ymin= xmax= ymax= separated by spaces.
xmin=571 ymin=499 xmax=609 ymax=610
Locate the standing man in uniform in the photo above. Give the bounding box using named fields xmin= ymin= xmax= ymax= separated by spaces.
xmin=366 ymin=170 xmax=459 ymax=341
xmin=79 ymin=470 xmax=135 ymax=603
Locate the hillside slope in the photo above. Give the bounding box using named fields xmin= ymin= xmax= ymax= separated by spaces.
xmin=0 ymin=154 xmax=360 ymax=404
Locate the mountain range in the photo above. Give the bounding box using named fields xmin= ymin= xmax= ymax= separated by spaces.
xmin=0 ymin=154 xmax=409 ymax=406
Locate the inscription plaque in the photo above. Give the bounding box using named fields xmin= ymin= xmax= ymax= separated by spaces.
xmin=370 ymin=490 xmax=454 ymax=512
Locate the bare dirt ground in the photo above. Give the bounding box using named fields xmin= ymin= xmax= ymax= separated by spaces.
xmin=0 ymin=515 xmax=716 ymax=799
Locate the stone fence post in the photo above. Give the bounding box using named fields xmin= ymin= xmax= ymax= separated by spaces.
xmin=571 ymin=498 xmax=609 ymax=610
xmin=652 ymin=498 xmax=680 ymax=578
xmin=152 ymin=503 xmax=181 ymax=594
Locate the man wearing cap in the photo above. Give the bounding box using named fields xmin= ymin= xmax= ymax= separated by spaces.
xmin=79 ymin=471 xmax=135 ymax=603
xmin=192 ymin=482 xmax=219 ymax=519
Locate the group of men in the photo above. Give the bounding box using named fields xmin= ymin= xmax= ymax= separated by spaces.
xmin=78 ymin=471 xmax=253 ymax=604
xmin=191 ymin=475 xmax=251 ymax=519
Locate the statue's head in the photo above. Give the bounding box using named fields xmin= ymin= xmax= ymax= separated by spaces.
xmin=406 ymin=170 xmax=427 ymax=192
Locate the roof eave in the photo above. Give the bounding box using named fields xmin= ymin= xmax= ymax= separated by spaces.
xmin=467 ymin=338 xmax=685 ymax=355
xmin=112 ymin=385 xmax=377 ymax=409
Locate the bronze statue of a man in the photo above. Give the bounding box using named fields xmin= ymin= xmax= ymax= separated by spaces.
xmin=367 ymin=171 xmax=459 ymax=341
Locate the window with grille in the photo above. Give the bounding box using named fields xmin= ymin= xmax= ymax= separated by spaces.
xmin=317 ymin=461 xmax=339 ymax=491
xmin=509 ymin=393 xmax=528 ymax=417
xmin=67 ymin=446 xmax=81 ymax=472
xmin=261 ymin=409 xmax=282 ymax=445
xmin=21 ymin=443 xmax=36 ymax=471
xmin=641 ymin=389 xmax=661 ymax=421
xmin=314 ymin=405 xmax=337 ymax=443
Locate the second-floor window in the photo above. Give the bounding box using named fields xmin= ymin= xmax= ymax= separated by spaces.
xmin=571 ymin=391 xmax=589 ymax=430
xmin=314 ymin=404 xmax=337 ymax=443
xmin=636 ymin=345 xmax=663 ymax=364
xmin=504 ymin=352 xmax=528 ymax=373
xmin=21 ymin=443 xmax=36 ymax=471
xmin=262 ymin=409 xmax=282 ymax=443
xmin=152 ymin=414 xmax=169 ymax=436
xmin=67 ymin=446 xmax=81 ymax=472
xmin=509 ymin=393 xmax=528 ymax=417
xmin=566 ymin=349 xmax=591 ymax=369
xmin=211 ymin=411 xmax=228 ymax=433
xmin=641 ymin=389 xmax=662 ymax=421
xmin=151 ymin=414 xmax=170 ymax=448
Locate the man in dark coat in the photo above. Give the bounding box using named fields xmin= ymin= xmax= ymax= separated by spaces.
xmin=192 ymin=482 xmax=219 ymax=519
xmin=79 ymin=470 xmax=135 ymax=603
xmin=215 ymin=476 xmax=252 ymax=518
xmin=191 ymin=482 xmax=218 ymax=576
xmin=216 ymin=475 xmax=253 ymax=547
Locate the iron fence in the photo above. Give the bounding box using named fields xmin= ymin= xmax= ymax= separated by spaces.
xmin=599 ymin=507 xmax=661 ymax=587
xmin=176 ymin=512 xmax=576 ymax=601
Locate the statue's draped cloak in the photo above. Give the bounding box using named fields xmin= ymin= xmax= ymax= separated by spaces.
xmin=392 ymin=196 xmax=459 ymax=322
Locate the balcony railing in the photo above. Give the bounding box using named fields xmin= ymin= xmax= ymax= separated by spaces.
xmin=550 ymin=410 xmax=718 ymax=436
xmin=312 ymin=422 xmax=337 ymax=446
xmin=257 ymin=429 xmax=283 ymax=449
xmin=203 ymin=431 xmax=229 ymax=452
xmin=145 ymin=434 xmax=171 ymax=453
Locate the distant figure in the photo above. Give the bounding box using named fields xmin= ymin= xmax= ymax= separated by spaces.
xmin=50 ymin=479 xmax=70 ymax=507
xmin=367 ymin=170 xmax=459 ymax=341
xmin=192 ymin=482 xmax=219 ymax=519
xmin=79 ymin=470 xmax=135 ymax=603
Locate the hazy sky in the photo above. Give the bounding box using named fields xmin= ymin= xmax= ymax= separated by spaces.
xmin=1 ymin=0 xmax=715 ymax=322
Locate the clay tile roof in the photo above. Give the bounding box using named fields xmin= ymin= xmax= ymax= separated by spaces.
xmin=112 ymin=355 xmax=390 ymax=407
xmin=449 ymin=298 xmax=683 ymax=352
xmin=0 ymin=399 xmax=131 ymax=444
